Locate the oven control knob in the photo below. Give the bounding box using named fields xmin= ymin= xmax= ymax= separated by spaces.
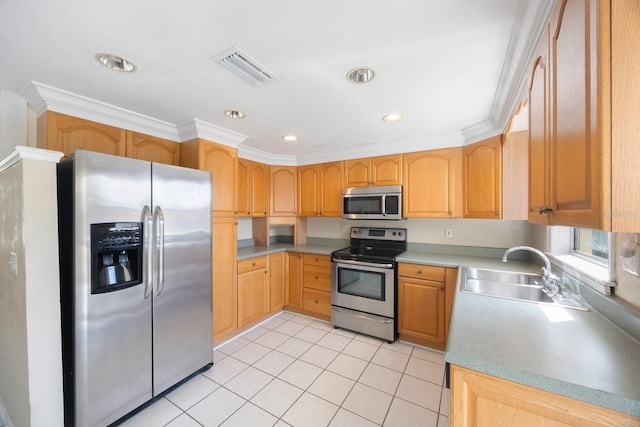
xmin=398 ymin=231 xmax=403 ymax=236
xmin=392 ymin=232 xmax=396 ymax=236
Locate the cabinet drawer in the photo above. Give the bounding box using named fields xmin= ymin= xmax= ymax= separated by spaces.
xmin=238 ymin=255 xmax=268 ymax=274
xmin=303 ymin=253 xmax=330 ymax=268
xmin=302 ymin=265 xmax=332 ymax=292
xmin=302 ymin=288 xmax=331 ymax=316
xmin=398 ymin=263 xmax=445 ymax=281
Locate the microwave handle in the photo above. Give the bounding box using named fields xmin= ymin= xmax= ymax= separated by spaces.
xmin=381 ymin=194 xmax=386 ymax=216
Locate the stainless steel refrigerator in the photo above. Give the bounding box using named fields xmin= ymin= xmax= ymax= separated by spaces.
xmin=57 ymin=150 xmax=213 ymax=427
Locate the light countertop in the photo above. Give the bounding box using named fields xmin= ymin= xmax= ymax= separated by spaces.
xmin=236 ymin=243 xmax=640 ymax=416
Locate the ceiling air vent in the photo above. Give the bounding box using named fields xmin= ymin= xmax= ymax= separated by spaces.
xmin=213 ymin=47 xmax=279 ymax=87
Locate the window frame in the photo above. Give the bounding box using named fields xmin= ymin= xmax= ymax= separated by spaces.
xmin=571 ymin=227 xmax=611 ymax=268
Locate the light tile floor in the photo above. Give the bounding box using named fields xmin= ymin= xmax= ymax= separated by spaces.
xmin=69 ymin=311 xmax=451 ymax=427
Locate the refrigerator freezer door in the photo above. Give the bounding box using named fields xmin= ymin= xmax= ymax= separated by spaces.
xmin=71 ymin=151 xmax=153 ymax=427
xmin=151 ymin=163 xmax=213 ymax=395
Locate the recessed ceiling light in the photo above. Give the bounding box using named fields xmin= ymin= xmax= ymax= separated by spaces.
xmin=224 ymin=110 xmax=246 ymax=119
xmin=382 ymin=113 xmax=404 ymax=123
xmin=95 ymin=53 xmax=137 ymax=72
xmin=282 ymin=135 xmax=298 ymax=142
xmin=347 ymin=67 xmax=375 ymax=84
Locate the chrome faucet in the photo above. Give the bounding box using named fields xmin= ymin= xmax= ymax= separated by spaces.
xmin=502 ymin=246 xmax=561 ymax=297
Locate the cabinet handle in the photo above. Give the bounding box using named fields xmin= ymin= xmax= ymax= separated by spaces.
xmin=314 ymin=298 xmax=319 ymax=304
xmin=538 ymin=206 xmax=553 ymax=215
xmin=448 ymin=211 xmax=453 ymax=216
xmin=265 ymin=270 xmax=268 ymax=274
xmin=417 ymin=270 xmax=422 ymax=274
xmin=252 ymin=262 xmax=256 ymax=266
xmin=494 ymin=211 xmax=499 ymax=216
xmin=315 ymin=275 xmax=319 ymax=280
xmin=440 ymin=286 xmax=445 ymax=291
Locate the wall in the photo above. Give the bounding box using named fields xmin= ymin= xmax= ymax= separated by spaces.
xmin=614 ymin=235 xmax=640 ymax=309
xmin=307 ymin=217 xmax=532 ymax=249
xmin=0 ymin=149 xmax=64 ymax=427
xmin=0 ymin=161 xmax=30 ymax=427
xmin=0 ymin=91 xmax=27 ymax=160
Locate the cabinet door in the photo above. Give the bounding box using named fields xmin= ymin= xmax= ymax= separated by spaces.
xmin=343 ymin=158 xmax=371 ymax=187
xmin=451 ymin=365 xmax=640 ymax=427
xmin=238 ymin=268 xmax=269 ymax=327
xmin=270 ymin=252 xmax=285 ymax=311
xmin=270 ymin=166 xmax=297 ymax=216
xmin=319 ymin=161 xmax=343 ymax=216
xmin=126 ymin=132 xmax=180 ymax=165
xmin=285 ymin=252 xmax=303 ymax=308
xmin=550 ymin=0 xmax=601 ymax=228
xmin=250 ymin=161 xmax=269 ymax=217
xmin=463 ymin=136 xmax=502 ymax=219
xmin=39 ymin=111 xmax=127 ymax=157
xmin=371 ymin=154 xmax=403 ymax=186
xmin=403 ymin=148 xmax=462 ymax=218
xmin=528 ymin=26 xmax=552 ymax=224
xmin=212 ymin=218 xmax=238 ymax=341
xmin=298 ymin=165 xmax=319 ymax=216
xmin=200 ymin=142 xmax=237 ymax=217
xmin=235 ymin=158 xmax=251 ymax=217
xmin=398 ymin=275 xmax=446 ymax=345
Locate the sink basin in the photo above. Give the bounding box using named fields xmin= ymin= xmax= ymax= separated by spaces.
xmin=464 ymin=279 xmax=553 ymax=303
xmin=461 ymin=267 xmax=589 ymax=310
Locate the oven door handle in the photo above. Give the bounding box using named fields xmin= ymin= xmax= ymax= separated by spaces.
xmin=332 ymin=258 xmax=394 ymax=269
xmin=381 ymin=194 xmax=386 ymax=216
xmin=332 ymin=306 xmax=394 ymax=324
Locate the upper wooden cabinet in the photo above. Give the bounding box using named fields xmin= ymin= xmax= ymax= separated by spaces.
xmin=181 ymin=139 xmax=237 ymax=217
xmin=235 ymin=159 xmax=268 ymax=217
xmin=126 ymin=132 xmax=180 ymax=165
xmin=463 ymin=136 xmax=502 ymax=219
xmin=297 ymin=161 xmax=343 ymax=217
xmin=37 ymin=111 xmax=126 ymax=157
xmin=527 ymin=22 xmax=551 ymax=225
xmin=529 ymin=0 xmax=640 ymax=232
xmin=37 ymin=111 xmax=181 ymax=165
xmin=270 ymin=166 xmax=297 ymax=216
xmin=344 ymin=154 xmax=402 ymax=187
xmin=250 ymin=161 xmax=269 ymax=217
xmin=235 ymin=158 xmax=251 ymax=217
xmin=403 ymin=148 xmax=462 ymax=218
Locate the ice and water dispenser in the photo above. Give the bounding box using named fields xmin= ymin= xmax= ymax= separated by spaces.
xmin=91 ymin=223 xmax=143 ymax=293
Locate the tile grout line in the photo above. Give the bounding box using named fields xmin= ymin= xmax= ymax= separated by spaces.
xmin=160 ymin=311 xmax=448 ymax=426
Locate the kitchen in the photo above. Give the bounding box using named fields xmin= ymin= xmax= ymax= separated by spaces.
xmin=1 ymin=0 xmax=640 ymax=426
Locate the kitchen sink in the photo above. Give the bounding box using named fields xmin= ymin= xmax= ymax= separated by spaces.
xmin=461 ymin=267 xmax=589 ymax=310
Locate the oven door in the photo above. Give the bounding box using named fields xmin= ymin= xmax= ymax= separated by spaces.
xmin=331 ymin=259 xmax=395 ymax=318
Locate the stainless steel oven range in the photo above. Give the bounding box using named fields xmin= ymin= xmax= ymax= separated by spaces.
xmin=331 ymin=227 xmax=407 ymax=342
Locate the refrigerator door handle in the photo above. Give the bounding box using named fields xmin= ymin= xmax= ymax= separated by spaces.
xmin=153 ymin=206 xmax=166 ymax=297
xmin=142 ymin=205 xmax=153 ymax=299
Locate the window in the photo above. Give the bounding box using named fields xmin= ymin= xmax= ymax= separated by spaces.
xmin=572 ymin=228 xmax=610 ymax=267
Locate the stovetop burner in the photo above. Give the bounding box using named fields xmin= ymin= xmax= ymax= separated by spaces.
xmin=331 ymin=227 xmax=407 ymax=263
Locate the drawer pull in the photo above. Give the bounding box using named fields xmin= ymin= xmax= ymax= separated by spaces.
xmin=252 ymin=262 xmax=256 ymax=266
xmin=417 ymin=270 xmax=422 ymax=274
xmin=315 ymin=275 xmax=319 ymax=280
xmin=314 ymin=298 xmax=319 ymax=304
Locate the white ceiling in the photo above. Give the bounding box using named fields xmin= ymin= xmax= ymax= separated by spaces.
xmin=0 ymin=0 xmax=553 ymax=164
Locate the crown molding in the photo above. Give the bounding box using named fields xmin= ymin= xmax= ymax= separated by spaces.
xmin=176 ymin=118 xmax=248 ymax=147
xmin=0 ymin=146 xmax=63 ymax=174
xmin=238 ymin=145 xmax=297 ymax=165
xmin=21 ymin=81 xmax=249 ymax=148
xmin=295 ymin=132 xmax=465 ymax=165
xmin=460 ymin=119 xmax=502 ymax=146
xmin=490 ymin=0 xmax=556 ymax=132
xmin=22 ymin=82 xmax=180 ymax=141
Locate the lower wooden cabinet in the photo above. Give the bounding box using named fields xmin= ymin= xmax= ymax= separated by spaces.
xmin=398 ymin=263 xmax=457 ymax=350
xmin=285 ymin=252 xmax=303 ymax=309
xmin=450 ymin=365 xmax=640 ymax=427
xmin=212 ymin=218 xmax=238 ymax=342
xmin=270 ymin=252 xmax=285 ymax=311
xmin=285 ymin=252 xmax=331 ymax=319
xmin=301 ymin=254 xmax=331 ymax=317
xmin=237 ymin=256 xmax=269 ymax=327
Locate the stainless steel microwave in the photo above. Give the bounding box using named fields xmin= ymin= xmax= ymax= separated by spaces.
xmin=342 ymin=185 xmax=403 ymax=220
